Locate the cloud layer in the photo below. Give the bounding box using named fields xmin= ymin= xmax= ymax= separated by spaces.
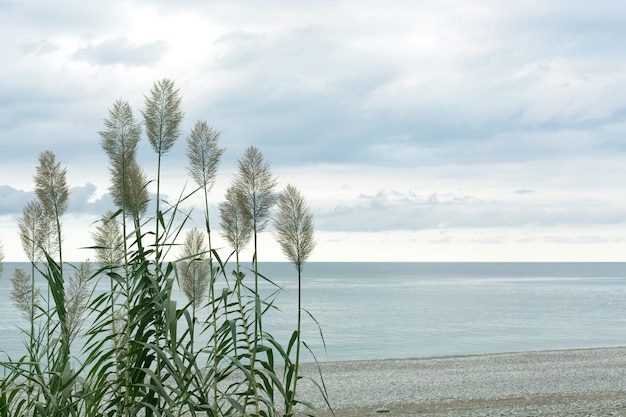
xmin=1 ymin=1 xmax=626 ymax=261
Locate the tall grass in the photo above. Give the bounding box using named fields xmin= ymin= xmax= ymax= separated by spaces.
xmin=186 ymin=119 xmax=225 ymax=416
xmin=1 ymin=81 xmax=330 ymax=417
xmin=1 ymin=150 xmax=94 ymax=417
xmin=273 ymin=185 xmax=316 ymax=416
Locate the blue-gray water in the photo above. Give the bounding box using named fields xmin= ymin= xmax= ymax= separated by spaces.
xmin=1 ymin=262 xmax=625 ymax=362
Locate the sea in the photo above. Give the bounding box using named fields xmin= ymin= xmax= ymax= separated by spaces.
xmin=1 ymin=262 xmax=625 ymax=363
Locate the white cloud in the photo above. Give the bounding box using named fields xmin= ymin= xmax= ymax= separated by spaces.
xmin=1 ymin=1 xmax=626 ymax=260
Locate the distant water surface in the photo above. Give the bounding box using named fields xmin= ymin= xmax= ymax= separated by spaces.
xmin=1 ymin=262 xmax=625 ymax=362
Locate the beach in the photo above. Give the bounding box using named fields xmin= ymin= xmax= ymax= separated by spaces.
xmin=296 ymin=347 xmax=626 ymax=416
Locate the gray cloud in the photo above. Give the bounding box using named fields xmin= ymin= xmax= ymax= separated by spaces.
xmin=0 ymin=183 xmax=116 ymax=216
xmin=19 ymin=40 xmax=59 ymax=56
xmin=73 ymin=37 xmax=168 ymax=67
xmin=68 ymin=183 xmax=115 ymax=214
xmin=5 ymin=1 xmax=125 ymax=33
xmin=4 ymin=1 xmax=626 ymax=172
xmin=0 ymin=185 xmax=34 ymax=215
xmin=183 ymin=2 xmax=626 ymax=168
xmin=314 ymin=189 xmax=626 ymax=232
xmin=198 ymin=24 xmax=396 ymax=164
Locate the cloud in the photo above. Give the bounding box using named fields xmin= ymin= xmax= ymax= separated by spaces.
xmin=0 ymin=183 xmax=117 ymax=217
xmin=19 ymin=40 xmax=59 ymax=56
xmin=4 ymin=1 xmax=626 ymax=171
xmin=2 ymin=1 xmax=626 ymax=261
xmin=188 ymin=1 xmax=626 ymax=169
xmin=0 ymin=186 xmax=35 ymax=215
xmin=73 ymin=37 xmax=168 ymax=67
xmin=68 ymin=183 xmax=117 ymax=214
xmin=314 ymin=189 xmax=626 ymax=232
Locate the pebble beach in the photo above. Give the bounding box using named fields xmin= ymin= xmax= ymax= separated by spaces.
xmin=296 ymin=347 xmax=626 ymax=416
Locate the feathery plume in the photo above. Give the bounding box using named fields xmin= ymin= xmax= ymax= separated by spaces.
xmin=178 ymin=228 xmax=211 ymax=306
xmin=99 ymin=99 xmax=141 ymax=161
xmin=143 ymin=78 xmax=183 ymax=156
xmin=10 ymin=268 xmax=35 ymax=319
xmin=274 ymin=184 xmax=315 ymax=272
xmin=34 ymin=150 xmax=69 ymax=221
xmin=33 ymin=150 xmax=69 ymax=264
xmin=219 ymin=185 xmax=253 ymax=254
xmin=233 ymin=146 xmax=277 ymax=233
xmin=92 ymin=211 xmax=124 ymax=268
xmin=99 ymin=99 xmax=147 ymax=217
xmin=65 ymin=260 xmax=91 ymax=340
xmin=110 ymin=154 xmax=149 ymax=217
xmin=19 ymin=199 xmax=54 ymax=263
xmin=187 ymin=121 xmax=224 ymax=191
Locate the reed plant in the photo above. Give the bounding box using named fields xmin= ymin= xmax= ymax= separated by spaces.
xmin=186 ymin=120 xmax=225 ymax=415
xmin=2 ymin=151 xmax=92 ymax=417
xmin=14 ymin=199 xmax=48 ymax=409
xmin=273 ymin=184 xmax=315 ymax=416
xmin=0 ymin=80 xmax=330 ymax=417
xmin=231 ymin=146 xmax=277 ymax=341
xmin=143 ymin=78 xmax=183 ymax=274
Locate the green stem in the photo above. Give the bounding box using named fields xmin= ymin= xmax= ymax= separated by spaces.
xmin=55 ymin=214 xmax=69 ymax=357
xmin=155 ymin=151 xmax=162 ymax=264
xmin=253 ymin=227 xmax=260 ymax=339
xmin=292 ymin=263 xmax=303 ymax=415
xmin=119 ymin=150 xmax=131 ymax=417
xmin=251 ymin=226 xmax=262 ymax=415
xmin=154 ymin=151 xmax=166 ymax=412
xmin=28 ymin=260 xmax=35 ymax=407
xmin=234 ymin=249 xmax=258 ymax=415
xmin=203 ymin=186 xmax=220 ymax=415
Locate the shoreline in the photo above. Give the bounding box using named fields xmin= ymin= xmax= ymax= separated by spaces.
xmin=303 ymin=343 xmax=626 ymax=365
xmin=296 ymin=346 xmax=626 ymax=416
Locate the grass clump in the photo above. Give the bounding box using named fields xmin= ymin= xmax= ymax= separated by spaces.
xmin=1 ymin=79 xmax=329 ymax=417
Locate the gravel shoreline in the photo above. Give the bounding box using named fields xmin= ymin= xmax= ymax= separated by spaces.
xmin=295 ymin=347 xmax=626 ymax=416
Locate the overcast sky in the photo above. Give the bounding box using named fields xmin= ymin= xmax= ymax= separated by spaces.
xmin=2 ymin=1 xmax=626 ymax=262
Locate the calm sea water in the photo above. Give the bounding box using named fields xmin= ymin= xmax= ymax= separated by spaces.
xmin=1 ymin=262 xmax=625 ymax=362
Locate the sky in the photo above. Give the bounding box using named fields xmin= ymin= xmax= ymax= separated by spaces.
xmin=2 ymin=0 xmax=626 ymax=262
